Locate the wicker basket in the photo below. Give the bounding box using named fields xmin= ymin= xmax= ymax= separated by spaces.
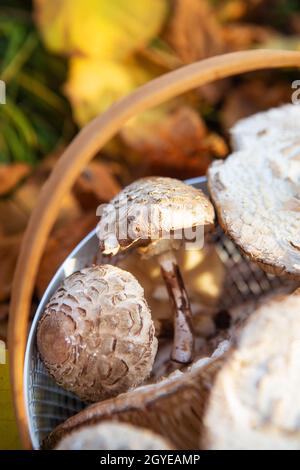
xmin=9 ymin=50 xmax=300 ymax=449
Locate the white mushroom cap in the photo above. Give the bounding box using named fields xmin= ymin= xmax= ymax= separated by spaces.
xmin=55 ymin=421 xmax=173 ymax=450
xmin=203 ymin=294 xmax=300 ymax=450
xmin=97 ymin=177 xmax=215 ymax=255
xmin=208 ymin=137 xmax=300 ymax=277
xmin=37 ymin=265 xmax=157 ymax=402
xmin=230 ymin=104 xmax=300 ymax=151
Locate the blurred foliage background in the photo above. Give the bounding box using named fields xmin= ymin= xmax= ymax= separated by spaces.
xmin=1 ymin=0 xmax=300 ymax=450
xmin=0 ymin=0 xmax=299 ymax=171
xmin=1 ymin=0 xmax=300 ymax=333
xmin=1 ymin=0 xmax=300 ymax=169
xmin=0 ymin=1 xmax=73 ymax=165
xmin=1 ymin=0 xmax=300 ymax=327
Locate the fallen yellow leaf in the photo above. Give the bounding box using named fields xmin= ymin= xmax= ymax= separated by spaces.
xmin=34 ymin=0 xmax=168 ymax=60
xmin=65 ymin=57 xmax=153 ymax=125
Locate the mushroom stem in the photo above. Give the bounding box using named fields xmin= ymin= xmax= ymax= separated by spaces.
xmin=158 ymin=250 xmax=194 ymax=364
xmin=95 ymin=248 xmax=126 ymax=266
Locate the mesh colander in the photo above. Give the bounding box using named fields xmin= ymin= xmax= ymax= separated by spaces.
xmin=9 ymin=50 xmax=300 ymax=449
xmin=24 ymin=176 xmax=296 ymax=449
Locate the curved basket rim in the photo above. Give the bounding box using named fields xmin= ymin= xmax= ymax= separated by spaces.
xmin=10 ymin=50 xmax=300 ymax=449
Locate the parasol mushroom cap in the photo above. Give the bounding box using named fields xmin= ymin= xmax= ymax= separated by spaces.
xmin=97 ymin=177 xmax=215 ymax=255
xmin=37 ymin=265 xmax=157 ymax=402
xmin=208 ymin=136 xmax=300 ymax=278
xmin=203 ymin=294 xmax=300 ymax=450
xmin=55 ymin=421 xmax=173 ymax=450
xmin=230 ymin=104 xmax=300 ymax=151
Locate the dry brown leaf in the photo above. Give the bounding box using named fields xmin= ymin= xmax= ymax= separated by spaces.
xmin=13 ymin=177 xmax=81 ymax=229
xmin=221 ymin=80 xmax=292 ymax=130
xmin=214 ymin=0 xmax=248 ymax=22
xmin=239 ymin=0 xmax=289 ymax=25
xmin=0 ymin=199 xmax=29 ymax=236
xmin=0 ymin=323 xmax=7 ymax=342
xmin=36 ymin=212 xmax=98 ymax=298
xmin=73 ymin=162 xmax=121 ymax=210
xmin=0 ymin=235 xmax=21 ymax=302
xmin=0 ymin=150 xmax=80 ymax=237
xmin=0 ymin=164 xmax=30 ymax=196
xmin=203 ymin=133 xmax=228 ymax=160
xmin=0 ymin=303 xmax=8 ymax=342
xmin=290 ymin=13 xmax=300 ymax=35
xmin=164 ymin=0 xmax=224 ymax=63
xmin=221 ymin=24 xmax=273 ymax=51
xmin=213 ymin=0 xmax=277 ymax=24
xmin=0 ymin=304 xmax=9 ymax=322
xmin=121 ymin=106 xmax=227 ymax=178
xmin=164 ymin=0 xmax=228 ymax=103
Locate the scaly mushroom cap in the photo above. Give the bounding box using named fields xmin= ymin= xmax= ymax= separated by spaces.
xmin=55 ymin=421 xmax=173 ymax=450
xmin=203 ymin=294 xmax=300 ymax=450
xmin=208 ymin=136 xmax=300 ymax=278
xmin=37 ymin=265 xmax=157 ymax=402
xmin=97 ymin=177 xmax=215 ymax=255
xmin=230 ymin=104 xmax=300 ymax=151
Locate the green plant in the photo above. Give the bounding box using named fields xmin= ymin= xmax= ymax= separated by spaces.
xmin=0 ymin=1 xmax=76 ymax=164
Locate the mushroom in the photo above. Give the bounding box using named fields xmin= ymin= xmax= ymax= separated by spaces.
xmin=230 ymin=103 xmax=300 ymax=151
xmin=37 ymin=265 xmax=157 ymax=402
xmin=45 ymin=292 xmax=265 ymax=449
xmin=43 ymin=343 xmax=228 ymax=450
xmin=44 ymin=288 xmax=292 ymax=450
xmin=208 ymin=126 xmax=300 ymax=278
xmin=203 ymin=293 xmax=300 ymax=450
xmin=118 ymin=244 xmax=225 ymax=340
xmin=97 ymin=177 xmax=215 ymax=364
xmin=55 ymin=421 xmax=173 ymax=450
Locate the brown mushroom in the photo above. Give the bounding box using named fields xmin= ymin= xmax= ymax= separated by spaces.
xmin=208 ymin=117 xmax=300 ymax=279
xmin=44 ymin=290 xmax=287 ymax=450
xmin=97 ymin=177 xmax=215 ymax=364
xmin=55 ymin=421 xmax=173 ymax=450
xmin=203 ymin=293 xmax=300 ymax=450
xmin=43 ymin=346 xmax=227 ymax=450
xmin=37 ymin=265 xmax=157 ymax=402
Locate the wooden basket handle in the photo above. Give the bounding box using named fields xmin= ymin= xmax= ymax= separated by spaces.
xmin=9 ymin=50 xmax=300 ymax=448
